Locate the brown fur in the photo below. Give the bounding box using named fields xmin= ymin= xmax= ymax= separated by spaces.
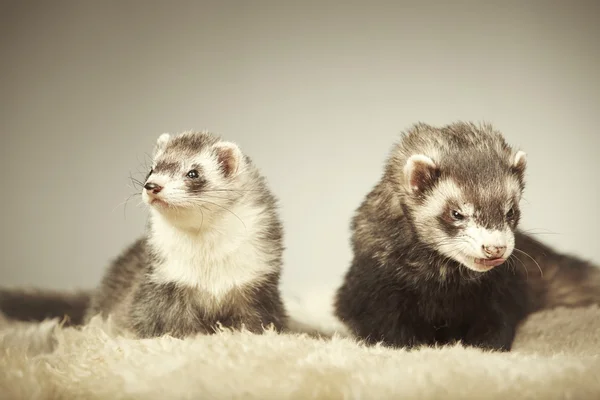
xmin=335 ymin=121 xmax=600 ymax=351
xmin=0 ymin=131 xmax=287 ymax=338
xmin=514 ymin=233 xmax=600 ymax=311
xmin=350 ymin=121 xmax=600 ymax=311
xmin=81 ymin=131 xmax=287 ymax=338
xmin=0 ymin=288 xmax=90 ymax=326
xmin=84 ymin=239 xmax=286 ymax=338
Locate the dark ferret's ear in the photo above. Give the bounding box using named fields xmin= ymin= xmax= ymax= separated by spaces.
xmin=511 ymin=150 xmax=527 ymax=181
xmin=404 ymin=154 xmax=440 ymax=194
xmin=214 ymin=141 xmax=243 ymax=178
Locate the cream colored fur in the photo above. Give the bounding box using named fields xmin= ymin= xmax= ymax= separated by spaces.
xmin=148 ymin=201 xmax=276 ymax=298
xmin=1 ymin=306 xmax=599 ymax=399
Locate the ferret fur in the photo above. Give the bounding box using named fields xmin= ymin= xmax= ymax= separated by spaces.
xmin=333 ymin=121 xmax=600 ymax=351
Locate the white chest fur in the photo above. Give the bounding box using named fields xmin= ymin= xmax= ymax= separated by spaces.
xmin=149 ymin=203 xmax=276 ymax=300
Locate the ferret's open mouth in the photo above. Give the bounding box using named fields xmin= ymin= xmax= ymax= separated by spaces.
xmin=474 ymin=258 xmax=506 ymax=268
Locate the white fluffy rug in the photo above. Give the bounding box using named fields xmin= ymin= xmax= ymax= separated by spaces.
xmin=1 ymin=306 xmax=599 ymax=400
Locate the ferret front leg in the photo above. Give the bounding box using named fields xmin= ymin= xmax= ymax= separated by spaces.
xmin=463 ymin=315 xmax=517 ymax=352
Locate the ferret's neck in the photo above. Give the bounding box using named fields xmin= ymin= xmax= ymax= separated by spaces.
xmin=146 ymin=200 xmax=274 ymax=297
xmin=148 ymin=201 xmax=257 ymax=254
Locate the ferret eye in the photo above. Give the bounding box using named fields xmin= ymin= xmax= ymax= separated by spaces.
xmin=451 ymin=210 xmax=465 ymax=221
xmin=506 ymin=207 xmax=515 ymax=219
xmin=145 ymin=168 xmax=154 ymax=180
xmin=187 ymin=169 xmax=199 ymax=179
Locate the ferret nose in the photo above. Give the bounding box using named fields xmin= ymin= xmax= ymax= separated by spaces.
xmin=482 ymin=245 xmax=506 ymax=259
xmin=144 ymin=182 xmax=163 ymax=194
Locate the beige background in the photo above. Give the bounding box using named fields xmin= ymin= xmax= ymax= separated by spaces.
xmin=1 ymin=1 xmax=599 ymax=297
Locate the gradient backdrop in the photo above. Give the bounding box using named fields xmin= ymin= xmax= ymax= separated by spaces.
xmin=2 ymin=1 xmax=599 ymax=299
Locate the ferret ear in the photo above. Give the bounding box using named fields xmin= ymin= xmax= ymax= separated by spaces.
xmin=154 ymin=133 xmax=171 ymax=156
xmin=511 ymin=150 xmax=527 ymax=181
xmin=404 ymin=154 xmax=440 ymax=194
xmin=214 ymin=141 xmax=243 ymax=178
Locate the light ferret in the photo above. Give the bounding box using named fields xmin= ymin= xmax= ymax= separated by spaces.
xmin=334 ymin=122 xmax=600 ymax=351
xmin=83 ymin=131 xmax=287 ymax=338
xmin=0 ymin=130 xmax=287 ymax=338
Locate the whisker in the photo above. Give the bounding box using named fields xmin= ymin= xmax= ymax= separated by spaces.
xmin=112 ymin=193 xmax=142 ymax=218
xmin=202 ymin=189 xmax=261 ymax=193
xmin=128 ymin=171 xmax=145 ymax=190
xmin=519 ymin=228 xmax=561 ymax=236
xmin=197 ymin=199 xmax=247 ymax=230
xmin=508 ymin=254 xmax=529 ymax=280
xmin=136 ymin=154 xmax=146 ymax=171
xmin=198 ymin=193 xmax=237 ymax=201
xmin=195 ymin=206 xmax=206 ymax=234
xmin=513 ymin=248 xmax=543 ymax=277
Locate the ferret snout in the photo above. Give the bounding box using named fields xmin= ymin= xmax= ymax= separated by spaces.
xmin=144 ymin=182 xmax=163 ymax=194
xmin=482 ymin=245 xmax=506 ymax=259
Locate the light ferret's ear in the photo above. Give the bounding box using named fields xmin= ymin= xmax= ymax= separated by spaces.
xmin=404 ymin=154 xmax=440 ymax=194
xmin=511 ymin=150 xmax=527 ymax=181
xmin=214 ymin=141 xmax=243 ymax=178
xmin=154 ymin=133 xmax=171 ymax=157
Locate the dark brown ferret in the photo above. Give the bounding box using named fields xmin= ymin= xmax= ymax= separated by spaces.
xmin=335 ymin=122 xmax=600 ymax=351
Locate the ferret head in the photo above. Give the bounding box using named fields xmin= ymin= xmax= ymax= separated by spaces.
xmin=141 ymin=131 xmax=246 ymax=226
xmin=397 ymin=123 xmax=527 ymax=273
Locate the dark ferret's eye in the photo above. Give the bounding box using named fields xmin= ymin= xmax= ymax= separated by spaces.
xmin=506 ymin=207 xmax=515 ymax=219
xmin=145 ymin=168 xmax=154 ymax=180
xmin=451 ymin=210 xmax=465 ymax=221
xmin=187 ymin=169 xmax=199 ymax=179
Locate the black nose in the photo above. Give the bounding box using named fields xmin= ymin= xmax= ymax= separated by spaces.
xmin=144 ymin=182 xmax=163 ymax=194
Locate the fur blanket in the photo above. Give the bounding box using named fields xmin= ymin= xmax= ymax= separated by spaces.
xmin=1 ymin=306 xmax=599 ymax=400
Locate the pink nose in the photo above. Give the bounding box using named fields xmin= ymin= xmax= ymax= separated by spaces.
xmin=144 ymin=182 xmax=163 ymax=194
xmin=482 ymin=245 xmax=506 ymax=259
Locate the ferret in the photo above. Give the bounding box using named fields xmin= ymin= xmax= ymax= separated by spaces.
xmin=334 ymin=122 xmax=600 ymax=351
xmin=1 ymin=131 xmax=287 ymax=338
